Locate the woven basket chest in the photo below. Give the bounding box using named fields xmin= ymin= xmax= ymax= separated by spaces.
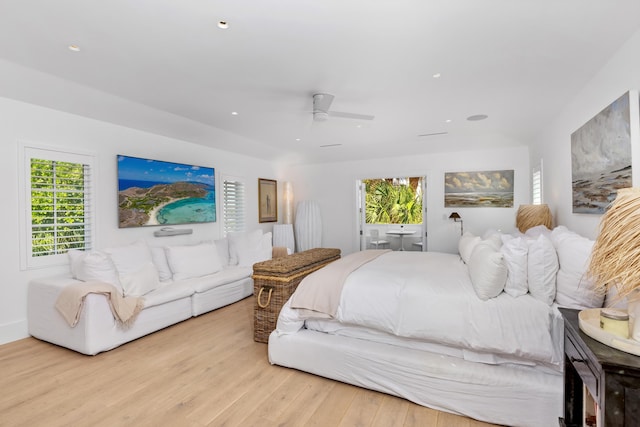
xmin=252 ymin=248 xmax=341 ymax=343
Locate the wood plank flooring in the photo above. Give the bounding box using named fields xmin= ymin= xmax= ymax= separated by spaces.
xmin=0 ymin=297 xmax=498 ymax=427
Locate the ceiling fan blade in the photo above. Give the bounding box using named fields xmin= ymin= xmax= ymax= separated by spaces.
xmin=313 ymin=93 xmax=335 ymax=113
xmin=329 ymin=111 xmax=375 ymax=121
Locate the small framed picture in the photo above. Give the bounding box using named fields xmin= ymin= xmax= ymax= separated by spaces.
xmin=258 ymin=178 xmax=277 ymax=223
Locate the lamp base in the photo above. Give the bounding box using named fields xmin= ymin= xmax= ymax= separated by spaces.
xmin=578 ymin=308 xmax=640 ymax=356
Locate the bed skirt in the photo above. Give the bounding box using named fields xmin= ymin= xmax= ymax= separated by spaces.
xmin=268 ymin=329 xmax=563 ymax=427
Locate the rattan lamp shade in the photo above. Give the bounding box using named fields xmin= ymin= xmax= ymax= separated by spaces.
xmin=588 ymin=188 xmax=640 ymax=300
xmin=516 ymin=204 xmax=553 ymax=233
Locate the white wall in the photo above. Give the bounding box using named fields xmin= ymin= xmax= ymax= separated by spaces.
xmin=530 ymin=28 xmax=640 ymax=239
xmin=0 ymin=97 xmax=281 ymax=345
xmin=289 ymin=145 xmax=530 ymax=256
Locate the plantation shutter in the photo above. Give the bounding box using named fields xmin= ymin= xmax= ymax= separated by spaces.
xmin=223 ymin=177 xmax=245 ymax=235
xmin=532 ymin=162 xmax=542 ymax=205
xmin=22 ymin=146 xmax=95 ymax=269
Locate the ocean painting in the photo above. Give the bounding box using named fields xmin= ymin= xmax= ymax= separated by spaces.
xmin=571 ymin=92 xmax=632 ymax=214
xmin=118 ymin=155 xmax=215 ymax=228
xmin=444 ymin=170 xmax=514 ymax=208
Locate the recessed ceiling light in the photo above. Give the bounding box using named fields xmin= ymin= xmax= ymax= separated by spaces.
xmin=295 ymin=138 xmax=301 ymax=141
xmin=445 ymin=119 xmax=452 ymax=123
xmin=467 ymin=114 xmax=488 ymax=121
xmin=218 ymin=21 xmax=229 ymax=29
xmin=432 ymin=73 xmax=441 ymax=78
xmin=231 ymin=111 xmax=238 ymax=116
xmin=68 ymin=45 xmax=80 ymax=52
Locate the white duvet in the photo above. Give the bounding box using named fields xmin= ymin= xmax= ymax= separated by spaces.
xmin=277 ymin=251 xmax=563 ymax=367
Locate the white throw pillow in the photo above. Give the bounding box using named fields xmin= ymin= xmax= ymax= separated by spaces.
xmin=75 ymin=251 xmax=121 ymax=289
xmin=500 ymin=235 xmax=529 ymax=298
xmin=149 ymin=246 xmax=173 ymax=282
xmin=214 ymin=237 xmax=230 ymax=267
xmin=526 ymin=234 xmax=558 ymax=305
xmin=68 ymin=249 xmax=85 ymax=279
xmin=467 ymin=242 xmax=508 ymax=300
xmin=237 ymin=232 xmax=273 ymax=267
xmin=165 ymin=242 xmax=223 ymax=280
xmin=227 ymin=230 xmax=263 ymax=266
xmin=104 ymin=241 xmax=153 ymax=276
xmin=120 ymin=262 xmax=160 ymax=296
xmin=550 ymin=227 xmax=603 ymax=309
xmin=459 ymin=232 xmax=482 ymax=264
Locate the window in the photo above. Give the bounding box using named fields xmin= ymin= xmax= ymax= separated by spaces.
xmin=21 ymin=146 xmax=95 ymax=269
xmin=222 ymin=176 xmax=245 ymax=235
xmin=363 ymin=177 xmax=423 ymax=224
xmin=532 ymin=160 xmax=543 ymax=205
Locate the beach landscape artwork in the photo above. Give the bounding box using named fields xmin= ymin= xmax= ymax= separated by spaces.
xmin=571 ymin=92 xmax=632 ymax=214
xmin=118 ymin=155 xmax=215 ymax=228
xmin=444 ymin=170 xmax=514 ymax=208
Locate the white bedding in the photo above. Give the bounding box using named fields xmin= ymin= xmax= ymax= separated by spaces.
xmin=277 ymin=251 xmax=563 ymax=368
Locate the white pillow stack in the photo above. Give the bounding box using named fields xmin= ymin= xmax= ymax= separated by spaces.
xmin=550 ymin=226 xmax=603 ymax=309
xmin=526 ymin=234 xmax=559 ymax=305
xmin=458 ymin=232 xmax=482 ymax=263
xmin=68 ymin=250 xmax=122 ymax=291
xmin=104 ymin=241 xmax=160 ymax=297
xmin=500 ymin=234 xmax=529 ymax=297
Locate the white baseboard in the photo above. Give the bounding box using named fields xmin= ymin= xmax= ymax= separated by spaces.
xmin=0 ymin=319 xmax=29 ymax=346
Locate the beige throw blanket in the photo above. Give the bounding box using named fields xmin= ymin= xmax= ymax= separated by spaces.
xmin=290 ymin=249 xmax=390 ymax=317
xmin=55 ymin=281 xmax=144 ymax=328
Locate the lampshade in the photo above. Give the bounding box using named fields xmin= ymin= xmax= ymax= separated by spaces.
xmin=588 ymin=188 xmax=640 ymax=301
xmin=515 ymin=204 xmax=552 ymax=233
xmin=449 ymin=212 xmax=461 ymax=220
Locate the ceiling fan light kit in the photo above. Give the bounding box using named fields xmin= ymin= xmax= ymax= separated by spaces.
xmin=312 ymin=93 xmax=374 ymax=122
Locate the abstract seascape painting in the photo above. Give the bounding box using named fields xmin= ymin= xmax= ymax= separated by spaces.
xmin=571 ymin=92 xmax=632 ymax=214
xmin=444 ymin=170 xmax=514 ymax=207
xmin=118 ymin=155 xmax=216 ymax=228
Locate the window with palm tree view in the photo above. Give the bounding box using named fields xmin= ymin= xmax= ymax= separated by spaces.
xmin=364 ymin=177 xmax=423 ymax=224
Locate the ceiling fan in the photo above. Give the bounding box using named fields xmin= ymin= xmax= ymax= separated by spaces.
xmin=312 ymin=93 xmax=375 ymax=122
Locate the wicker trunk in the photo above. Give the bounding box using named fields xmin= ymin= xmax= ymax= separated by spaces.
xmin=252 ymin=248 xmax=341 ymax=343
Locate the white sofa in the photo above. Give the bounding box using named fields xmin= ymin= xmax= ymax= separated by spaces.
xmin=28 ymin=230 xmax=273 ymax=355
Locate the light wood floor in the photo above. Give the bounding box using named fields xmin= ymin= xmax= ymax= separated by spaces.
xmin=0 ymin=297 xmax=498 ymax=427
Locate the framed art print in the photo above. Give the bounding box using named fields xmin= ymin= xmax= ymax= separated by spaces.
xmin=258 ymin=178 xmax=277 ymax=223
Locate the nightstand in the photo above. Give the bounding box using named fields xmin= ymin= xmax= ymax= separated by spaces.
xmin=560 ymin=308 xmax=640 ymax=426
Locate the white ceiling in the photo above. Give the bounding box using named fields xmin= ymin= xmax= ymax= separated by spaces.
xmin=2 ymin=1 xmax=640 ymax=165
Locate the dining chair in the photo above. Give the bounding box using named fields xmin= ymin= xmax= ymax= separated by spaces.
xmin=370 ymin=229 xmax=390 ymax=249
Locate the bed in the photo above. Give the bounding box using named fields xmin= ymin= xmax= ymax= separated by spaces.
xmin=268 ymin=248 xmax=565 ymax=427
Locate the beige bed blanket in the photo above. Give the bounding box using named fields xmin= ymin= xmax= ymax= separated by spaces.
xmin=290 ymin=249 xmax=390 ymax=317
xmin=55 ymin=281 xmax=144 ymax=328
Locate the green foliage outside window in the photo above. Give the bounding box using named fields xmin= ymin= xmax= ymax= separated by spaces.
xmin=31 ymin=159 xmax=88 ymax=256
xmin=364 ymin=178 xmax=423 ymax=224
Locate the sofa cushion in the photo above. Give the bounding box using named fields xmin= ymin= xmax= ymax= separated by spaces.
xmin=237 ymin=232 xmax=272 ymax=267
xmin=228 ymin=230 xmax=263 ymax=266
xmin=142 ymin=281 xmax=195 ymax=309
xmin=214 ymin=237 xmax=230 ymax=267
xmin=69 ymin=250 xmax=122 ymax=290
xmin=183 ymin=266 xmax=253 ymax=293
xmin=165 ymin=242 xmax=223 ymax=280
xmin=104 ymin=241 xmax=154 ymax=276
xmin=149 ymin=246 xmax=173 ymax=282
xmin=120 ymin=262 xmax=160 ymax=297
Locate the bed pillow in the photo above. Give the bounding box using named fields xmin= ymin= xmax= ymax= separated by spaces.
xmin=119 ymin=262 xmax=160 ymax=296
xmin=525 ymin=225 xmax=552 ymax=239
xmin=500 ymin=234 xmax=528 ymax=297
xmin=228 ymin=230 xmax=263 ymax=266
xmin=237 ymin=232 xmax=273 ymax=267
xmin=74 ymin=251 xmax=122 ymax=290
xmin=104 ymin=241 xmax=154 ymax=276
xmin=149 ymin=246 xmax=173 ymax=282
xmin=459 ymin=232 xmax=482 ymax=264
xmin=550 ymin=226 xmax=604 ymax=309
xmin=165 ymin=242 xmax=223 ymax=280
xmin=526 ymin=234 xmax=558 ymax=305
xmin=467 ymin=242 xmax=508 ymax=300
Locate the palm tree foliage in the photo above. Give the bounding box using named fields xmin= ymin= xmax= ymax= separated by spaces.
xmin=364 ymin=178 xmax=423 ymax=224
